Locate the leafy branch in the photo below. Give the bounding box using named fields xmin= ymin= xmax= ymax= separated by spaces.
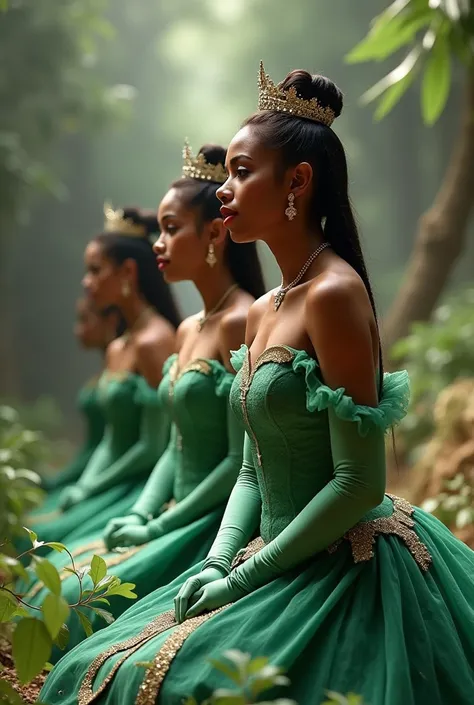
xmin=0 ymin=527 xmax=137 ymax=686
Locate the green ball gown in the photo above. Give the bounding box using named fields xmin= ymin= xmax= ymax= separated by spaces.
xmin=32 ymin=381 xmax=106 ymax=520
xmin=24 ymin=370 xmax=169 ymax=547
xmin=41 ymin=346 xmax=474 ymax=705
xmin=25 ymin=355 xmax=242 ymax=658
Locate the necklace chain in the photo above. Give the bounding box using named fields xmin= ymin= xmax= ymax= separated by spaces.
xmin=197 ymin=284 xmax=238 ymax=331
xmin=274 ymin=242 xmax=330 ymax=311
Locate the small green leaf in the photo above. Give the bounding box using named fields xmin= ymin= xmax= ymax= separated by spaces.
xmin=53 ymin=623 xmax=70 ymax=650
xmin=211 ymin=692 xmax=246 ymax=705
xmin=44 ymin=662 xmax=54 ymax=672
xmin=374 ymin=70 xmax=416 ymax=120
xmin=248 ymin=655 xmax=269 ymax=675
xmin=90 ymin=607 xmax=114 ymax=625
xmin=11 ymin=606 xmax=30 ymax=619
xmin=104 ymin=582 xmax=137 ymax=599
xmin=23 ymin=527 xmax=37 ymax=545
xmin=42 ymin=593 xmax=69 ymax=639
xmin=208 ymin=657 xmax=241 ymax=685
xmin=0 ymin=678 xmax=25 ymax=704
xmin=12 ymin=618 xmax=52 ymax=684
xmin=422 ymin=35 xmax=451 ymax=125
xmin=45 ymin=542 xmax=67 ymax=553
xmin=362 ymin=46 xmax=422 ymax=106
xmin=0 ymin=591 xmax=18 ymax=623
xmin=34 ymin=557 xmax=61 ymax=596
xmin=95 ymin=575 xmax=117 ymax=591
xmin=76 ymin=609 xmax=93 ymax=637
xmin=91 ymin=597 xmax=110 ymax=605
xmin=88 ymin=554 xmax=107 ymax=587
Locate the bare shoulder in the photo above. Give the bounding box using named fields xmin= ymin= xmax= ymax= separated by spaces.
xmin=134 ymin=319 xmax=176 ymax=386
xmin=175 ymin=314 xmax=200 ymax=349
xmin=105 ymin=336 xmax=125 ymax=367
xmin=305 ymin=267 xmax=378 ymax=406
xmin=219 ymin=292 xmax=255 ymax=369
xmin=245 ymin=291 xmax=273 ymax=346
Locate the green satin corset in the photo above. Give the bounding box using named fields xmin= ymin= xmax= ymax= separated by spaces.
xmin=157 ymin=355 xmax=234 ymax=503
xmin=97 ymin=372 xmax=150 ymax=458
xmin=77 ymin=381 xmax=106 ymax=452
xmin=229 ymin=345 xmax=410 ymax=544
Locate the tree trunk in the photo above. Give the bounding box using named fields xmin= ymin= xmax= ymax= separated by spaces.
xmin=383 ymin=68 xmax=474 ymax=362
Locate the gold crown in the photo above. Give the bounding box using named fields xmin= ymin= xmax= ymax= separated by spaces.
xmin=182 ymin=139 xmax=227 ymax=184
xmin=103 ymin=203 xmax=147 ymax=237
xmin=257 ymin=60 xmax=336 ymax=128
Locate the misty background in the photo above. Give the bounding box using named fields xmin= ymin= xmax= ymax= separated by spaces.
xmin=1 ymin=0 xmax=472 ymax=437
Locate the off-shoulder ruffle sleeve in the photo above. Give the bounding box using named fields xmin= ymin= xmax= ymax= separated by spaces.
xmin=208 ymin=360 xmax=235 ymax=398
xmin=133 ymin=375 xmax=161 ymax=407
xmin=291 ymin=349 xmax=410 ymax=436
xmin=162 ymin=353 xmax=177 ymax=377
xmin=230 ymin=345 xmax=247 ymax=373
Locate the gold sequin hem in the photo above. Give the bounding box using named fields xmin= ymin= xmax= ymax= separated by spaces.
xmin=328 ymin=494 xmax=432 ymax=571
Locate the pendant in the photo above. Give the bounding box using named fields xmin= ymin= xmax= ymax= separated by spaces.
xmin=273 ymin=289 xmax=285 ymax=311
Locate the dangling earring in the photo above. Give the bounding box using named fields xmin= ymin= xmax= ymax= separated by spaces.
xmin=285 ymin=193 xmax=297 ymax=221
xmin=122 ymin=280 xmax=131 ymax=297
xmin=206 ymin=242 xmax=217 ymax=268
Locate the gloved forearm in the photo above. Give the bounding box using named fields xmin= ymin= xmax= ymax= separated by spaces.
xmin=148 ymin=411 xmax=244 ymax=537
xmin=200 ymin=434 xmax=261 ymax=575
xmin=130 ymin=427 xmax=179 ymax=520
xmin=228 ymin=408 xmax=386 ymax=595
xmin=78 ymin=404 xmax=168 ymax=496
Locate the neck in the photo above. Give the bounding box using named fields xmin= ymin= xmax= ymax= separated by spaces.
xmin=193 ymin=265 xmax=236 ymax=314
xmin=267 ymin=223 xmax=325 ymax=288
xmin=119 ymin=295 xmax=154 ymax=331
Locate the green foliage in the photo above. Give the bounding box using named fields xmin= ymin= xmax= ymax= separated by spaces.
xmin=181 ymin=650 xmax=366 ymax=705
xmin=0 ymin=406 xmax=46 ymax=542
xmin=347 ymin=0 xmax=474 ymax=124
xmin=0 ymin=0 xmax=134 ymax=229
xmin=0 ymin=529 xmax=137 ymax=693
xmin=392 ymin=287 xmax=474 ymax=452
xmin=422 ymin=473 xmax=474 ymax=530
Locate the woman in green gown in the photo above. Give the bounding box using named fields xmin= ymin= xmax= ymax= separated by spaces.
xmin=25 ymin=144 xmax=265 ymax=657
xmin=29 ymin=207 xmax=180 ymax=546
xmin=36 ymin=298 xmax=123 ymax=519
xmin=41 ymin=67 xmax=474 ymax=705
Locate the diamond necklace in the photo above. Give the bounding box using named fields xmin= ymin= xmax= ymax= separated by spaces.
xmin=197 ymin=283 xmax=238 ymax=331
xmin=274 ymin=242 xmax=330 ymax=311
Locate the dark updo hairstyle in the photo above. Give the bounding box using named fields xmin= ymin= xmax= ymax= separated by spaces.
xmin=245 ymin=71 xmax=383 ymax=390
xmin=94 ymin=208 xmax=181 ymax=329
xmin=170 ymin=145 xmax=266 ymax=300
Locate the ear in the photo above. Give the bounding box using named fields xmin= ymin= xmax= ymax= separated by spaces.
xmin=120 ymin=257 xmax=138 ymax=285
xmin=289 ymin=162 xmax=313 ymax=199
xmin=204 ymin=217 xmax=228 ymax=246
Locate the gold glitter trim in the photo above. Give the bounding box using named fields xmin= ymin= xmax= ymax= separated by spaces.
xmin=328 ymin=494 xmax=432 ymax=571
xmin=27 ymin=509 xmax=61 ymax=525
xmin=135 ymin=607 xmax=227 ymax=705
xmin=71 ymin=540 xmax=105 ymax=559
xmin=79 ymin=536 xmax=264 ymax=704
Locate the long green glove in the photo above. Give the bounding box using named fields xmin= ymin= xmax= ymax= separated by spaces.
xmin=128 ymin=426 xmax=179 ymax=520
xmin=44 ymin=443 xmax=97 ymax=491
xmin=146 ymin=409 xmax=244 ymax=539
xmin=200 ymin=433 xmax=262 ymax=576
xmin=77 ymin=402 xmax=169 ymax=497
xmin=226 ymin=408 xmax=386 ymax=596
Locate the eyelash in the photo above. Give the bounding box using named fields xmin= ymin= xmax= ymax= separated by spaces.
xmin=165 ymin=225 xmax=177 ymax=235
xmin=236 ymin=167 xmax=250 ymax=179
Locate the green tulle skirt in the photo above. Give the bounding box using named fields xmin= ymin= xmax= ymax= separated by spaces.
xmin=41 ymin=507 xmax=474 ymax=705
xmin=26 ymin=508 xmax=224 ymax=660
xmin=17 ymin=482 xmax=147 ymax=554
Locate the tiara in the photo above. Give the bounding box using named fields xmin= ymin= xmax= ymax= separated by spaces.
xmin=103 ymin=203 xmax=147 ymax=237
xmin=257 ymin=60 xmax=336 ymax=128
xmin=182 ymin=139 xmax=227 ymax=184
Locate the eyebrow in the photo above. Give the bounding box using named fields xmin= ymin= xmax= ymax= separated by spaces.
xmin=228 ymin=153 xmax=253 ymax=167
xmin=161 ymin=213 xmax=178 ymax=221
